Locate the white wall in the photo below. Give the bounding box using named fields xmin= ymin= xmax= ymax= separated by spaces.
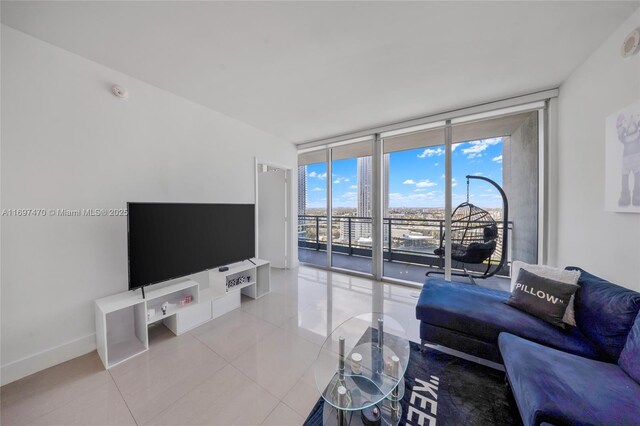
xmin=0 ymin=26 xmax=297 ymax=385
xmin=555 ymin=9 xmax=640 ymax=290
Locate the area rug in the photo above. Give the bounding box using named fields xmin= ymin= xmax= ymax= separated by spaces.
xmin=304 ymin=340 xmax=521 ymax=425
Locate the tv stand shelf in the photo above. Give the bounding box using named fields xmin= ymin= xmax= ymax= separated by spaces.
xmin=94 ymin=259 xmax=270 ymax=369
xmin=209 ymin=259 xmax=270 ymax=299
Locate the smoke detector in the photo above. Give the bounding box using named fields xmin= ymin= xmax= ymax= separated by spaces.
xmin=621 ymin=28 xmax=640 ymax=58
xmin=111 ymin=84 xmax=129 ymax=99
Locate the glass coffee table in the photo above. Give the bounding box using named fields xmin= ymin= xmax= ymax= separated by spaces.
xmin=314 ymin=313 xmax=410 ymax=426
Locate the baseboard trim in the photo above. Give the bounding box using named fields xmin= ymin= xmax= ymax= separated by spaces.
xmin=1 ymin=333 xmax=96 ymax=386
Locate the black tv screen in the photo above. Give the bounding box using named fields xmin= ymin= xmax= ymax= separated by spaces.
xmin=127 ymin=202 xmax=255 ymax=290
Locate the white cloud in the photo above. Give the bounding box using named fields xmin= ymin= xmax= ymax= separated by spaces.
xmin=389 ymin=191 xmax=440 ymax=207
xmin=417 ymin=147 xmax=445 ymax=158
xmin=349 ymin=185 xmax=357 ymax=189
xmin=309 ymin=171 xmax=327 ymax=179
xmin=416 ymin=179 xmax=437 ymax=188
xmin=404 ymin=178 xmax=437 ymax=188
xmin=473 ymin=172 xmax=483 ymax=176
xmin=452 ymin=144 xmax=461 ymax=152
xmin=492 ymin=155 xmax=503 ymax=163
xmin=434 ymin=163 xmax=439 ymax=166
xmin=311 ymin=187 xmax=323 ymax=192
xmin=461 ymin=138 xmax=501 ymax=159
xmin=333 ymin=177 xmax=350 ymax=184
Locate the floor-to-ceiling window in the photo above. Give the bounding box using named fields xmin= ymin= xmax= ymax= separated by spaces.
xmin=451 ymin=111 xmax=540 ymax=288
xmin=297 ymin=100 xmax=545 ymax=289
xmin=382 ymin=125 xmax=446 ymax=283
xmin=330 ymin=141 xmax=374 ymax=274
xmin=298 ymin=150 xmax=328 ymax=268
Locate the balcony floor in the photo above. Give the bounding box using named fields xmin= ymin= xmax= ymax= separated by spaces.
xmin=298 ymin=248 xmax=510 ymax=291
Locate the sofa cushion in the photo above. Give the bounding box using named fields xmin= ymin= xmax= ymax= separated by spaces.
xmin=499 ymin=332 xmax=640 ymax=426
xmin=567 ymin=267 xmax=640 ymax=361
xmin=510 ymin=261 xmax=581 ymax=292
xmin=619 ymin=312 xmax=640 ymax=384
xmin=511 ymin=261 xmax=581 ymax=326
xmin=416 ymin=279 xmax=603 ymax=360
xmin=506 ymin=268 xmax=578 ymax=328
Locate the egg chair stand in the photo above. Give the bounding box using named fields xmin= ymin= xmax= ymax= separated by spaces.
xmin=426 ymin=175 xmax=509 ymax=284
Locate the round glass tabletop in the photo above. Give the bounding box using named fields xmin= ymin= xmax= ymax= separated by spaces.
xmin=314 ymin=313 xmax=410 ymax=412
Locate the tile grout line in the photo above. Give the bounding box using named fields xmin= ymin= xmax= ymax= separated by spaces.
xmin=188 ymin=330 xmax=232 ymax=362
xmin=259 ymin=398 xmax=281 ymax=425
xmin=229 ymin=364 xmax=286 ymax=425
xmin=280 ymin=369 xmax=317 ymax=419
xmin=281 ymin=399 xmax=307 ymax=422
xmin=108 ymin=369 xmax=139 ymax=426
xmin=1 ymin=360 xmax=112 ymax=425
xmin=188 ymin=314 xmax=284 ymax=363
xmin=113 ymin=333 xmax=228 ymax=425
xmin=137 ymin=357 xmax=229 ymax=425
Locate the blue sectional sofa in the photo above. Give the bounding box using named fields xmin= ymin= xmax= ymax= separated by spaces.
xmin=415 ymin=268 xmax=640 ymax=426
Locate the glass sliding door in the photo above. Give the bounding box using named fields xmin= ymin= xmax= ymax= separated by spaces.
xmin=297 ymin=101 xmax=545 ymax=289
xmin=381 ymin=126 xmax=447 ymax=283
xmin=298 ymin=150 xmax=329 ymax=267
xmin=330 ymin=141 xmax=374 ymax=274
xmin=451 ymin=111 xmax=540 ymax=290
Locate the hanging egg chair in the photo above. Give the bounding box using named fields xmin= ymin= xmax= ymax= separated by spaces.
xmin=428 ymin=175 xmax=509 ymax=283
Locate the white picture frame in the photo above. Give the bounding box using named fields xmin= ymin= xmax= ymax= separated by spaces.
xmin=605 ymin=100 xmax=640 ymax=213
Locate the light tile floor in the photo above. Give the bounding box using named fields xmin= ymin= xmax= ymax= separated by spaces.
xmin=0 ymin=266 xmax=486 ymax=425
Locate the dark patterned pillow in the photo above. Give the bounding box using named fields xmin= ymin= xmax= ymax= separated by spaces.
xmin=505 ymin=268 xmax=578 ymax=328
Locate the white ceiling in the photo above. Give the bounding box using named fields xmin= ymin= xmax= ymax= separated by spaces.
xmin=2 ymin=1 xmax=638 ymax=144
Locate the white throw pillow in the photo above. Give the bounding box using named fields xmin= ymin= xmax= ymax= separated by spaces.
xmin=510 ymin=261 xmax=581 ymax=326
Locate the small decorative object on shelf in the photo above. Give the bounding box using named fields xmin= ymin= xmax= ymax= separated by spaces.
xmin=180 ymin=295 xmax=193 ymax=305
xmin=147 ymin=308 xmax=155 ymax=321
xmin=361 ymin=403 xmax=382 ymax=426
xmin=351 ymin=352 xmax=362 ymax=374
xmin=383 ymin=355 xmax=400 ymax=376
xmin=384 ymin=357 xmax=393 ymax=375
xmin=226 ymin=275 xmax=251 ymax=290
xmin=161 ymin=301 xmax=169 ymax=315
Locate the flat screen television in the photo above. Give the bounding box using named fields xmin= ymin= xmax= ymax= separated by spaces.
xmin=127 ymin=202 xmax=255 ymax=290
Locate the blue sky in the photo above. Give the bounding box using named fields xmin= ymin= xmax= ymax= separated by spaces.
xmin=305 ymin=138 xmax=504 ymax=209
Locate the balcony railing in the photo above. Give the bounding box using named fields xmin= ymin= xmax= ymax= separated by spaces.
xmin=298 ymin=214 xmax=513 ymax=276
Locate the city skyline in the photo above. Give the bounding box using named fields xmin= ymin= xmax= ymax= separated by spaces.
xmin=303 ymin=138 xmax=505 ymax=210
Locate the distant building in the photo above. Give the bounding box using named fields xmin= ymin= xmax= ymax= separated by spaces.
xmin=355 ymin=155 xmax=390 ymax=217
xmin=383 ymin=153 xmax=389 ymax=219
xmin=357 ymin=157 xmax=372 ymax=218
xmin=343 ymin=155 xmax=390 ymax=244
xmin=297 ymin=165 xmax=306 ymax=216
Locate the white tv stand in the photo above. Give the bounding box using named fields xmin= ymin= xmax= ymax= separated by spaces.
xmin=94 ymin=259 xmax=270 ymax=369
